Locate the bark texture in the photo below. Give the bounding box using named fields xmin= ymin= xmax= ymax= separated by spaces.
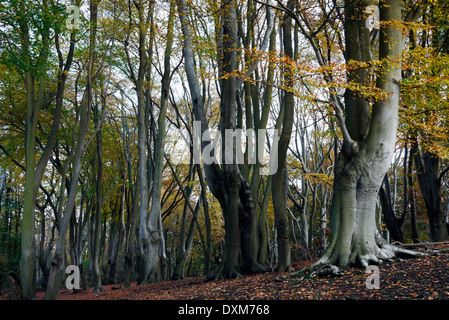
xmin=308 ymin=0 xmax=423 ymax=269
xmin=177 ymin=0 xmax=264 ymax=279
xmin=271 ymin=0 xmax=295 ymax=272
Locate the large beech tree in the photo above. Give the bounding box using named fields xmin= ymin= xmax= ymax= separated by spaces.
xmin=256 ymin=0 xmax=421 ymax=269
xmin=177 ymin=0 xmax=271 ymax=279
xmin=316 ymin=0 xmax=421 ymax=267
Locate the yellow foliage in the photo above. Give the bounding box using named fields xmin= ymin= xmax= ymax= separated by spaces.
xmin=400 ymin=46 xmax=449 ymax=159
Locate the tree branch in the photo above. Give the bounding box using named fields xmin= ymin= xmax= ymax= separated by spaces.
xmin=438 ymin=165 xmax=449 ymax=183
xmin=254 ymin=0 xmax=358 ymax=156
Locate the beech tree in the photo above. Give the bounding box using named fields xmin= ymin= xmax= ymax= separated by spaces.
xmin=177 ymin=0 xmax=280 ymax=279
xmin=257 ymin=0 xmax=423 ymax=269
xmin=271 ymin=0 xmax=295 ymax=272
xmin=313 ymin=0 xmax=421 ymax=267
xmin=45 ymin=0 xmax=100 ymax=300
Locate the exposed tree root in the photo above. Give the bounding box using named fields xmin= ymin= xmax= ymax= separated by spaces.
xmin=310 ymin=264 xmax=344 ymax=278
xmin=244 ymin=260 xmax=267 ymax=274
xmin=93 ymin=286 xmax=104 ymax=293
xmin=205 ymin=259 xmax=268 ymax=282
xmin=206 ymin=264 xmax=241 ymax=282
xmin=286 ymin=233 xmax=428 ymax=279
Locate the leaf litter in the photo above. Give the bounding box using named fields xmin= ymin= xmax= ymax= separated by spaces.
xmin=36 ymin=245 xmax=449 ymax=300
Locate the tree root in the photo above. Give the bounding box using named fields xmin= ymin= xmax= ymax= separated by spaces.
xmin=205 ymin=258 xmax=266 ymax=282
xmin=286 ymin=233 xmax=428 ymax=279
xmin=310 ymin=264 xmax=344 ymax=278
xmin=206 ymin=265 xmax=241 ymax=282
xmin=246 ymin=260 xmax=268 ymax=274
xmin=93 ymin=286 xmax=104 ymax=293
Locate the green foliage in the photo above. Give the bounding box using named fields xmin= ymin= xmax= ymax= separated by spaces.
xmin=0 ymin=0 xmax=67 ymax=74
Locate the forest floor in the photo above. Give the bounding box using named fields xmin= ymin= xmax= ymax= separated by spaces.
xmin=31 ymin=243 xmax=449 ymax=301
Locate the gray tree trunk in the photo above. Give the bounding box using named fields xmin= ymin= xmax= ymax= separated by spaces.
xmin=313 ymin=0 xmax=421 ymax=268
xmin=271 ymin=0 xmax=295 ymax=272
xmin=91 ymin=93 xmax=104 ymax=293
xmin=133 ymin=0 xmax=154 ymax=285
xmin=379 ymin=174 xmax=405 ymax=243
xmin=414 ymin=150 xmax=448 ymax=242
xmin=45 ymin=0 xmax=98 ymax=299
xmin=177 ymin=0 xmax=264 ymax=279
xmin=44 ymin=91 xmax=92 ymax=300
xmin=172 ymin=161 xmax=195 ymax=280
xmin=139 ymin=1 xmax=175 ymax=284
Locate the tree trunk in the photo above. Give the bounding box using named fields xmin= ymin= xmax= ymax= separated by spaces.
xmin=197 ymin=164 xmax=212 ymax=276
xmin=414 ymin=149 xmax=448 ymax=242
xmin=379 ymin=174 xmax=405 ymax=243
xmin=177 ymin=0 xmax=264 ymax=279
xmin=217 ymin=0 xmax=241 ymax=279
xmin=175 ymin=197 xmax=202 ymax=280
xmin=45 ymin=92 xmax=92 ymax=299
xmin=21 ymin=78 xmax=38 ymax=298
xmin=271 ymin=0 xmax=295 ymax=272
xmin=310 ymin=0 xmax=421 ymax=269
xmin=172 ymin=161 xmax=195 ymax=280
xmin=45 ymin=0 xmax=98 ymax=299
xmin=106 ymin=200 xmax=122 ymax=285
xmin=141 ymin=1 xmax=175 ymax=283
xmin=245 ymin=3 xmax=275 ymax=271
xmin=17 ymin=3 xmax=75 ymax=298
xmin=131 ymin=0 xmax=156 ymax=285
xmin=91 ymin=94 xmax=104 ymax=293
xmin=37 ymin=204 xmax=55 ymax=291
xmin=20 ymin=31 xmax=49 ymax=301
xmin=407 ymin=150 xmax=420 ymax=243
xmin=123 ymin=177 xmax=140 ymax=288
xmin=257 ymin=176 xmax=272 ymax=265
xmin=343 ymin=0 xmax=372 ymax=143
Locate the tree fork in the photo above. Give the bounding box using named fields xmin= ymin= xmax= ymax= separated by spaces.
xmin=288 ymin=0 xmax=427 ymax=277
